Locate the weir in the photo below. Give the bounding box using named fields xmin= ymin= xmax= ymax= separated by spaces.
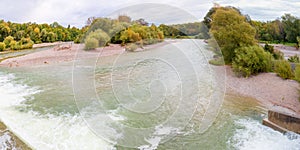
xmin=263 ymin=110 xmax=300 ymax=134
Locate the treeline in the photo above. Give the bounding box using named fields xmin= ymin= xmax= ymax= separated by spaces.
xmin=158 ymin=22 xmax=209 ymax=39
xmin=0 ymin=21 xmax=81 ymax=51
xmin=251 ymin=14 xmax=300 ymax=45
xmin=83 ymin=16 xmax=164 ymax=51
xmin=82 ymin=15 xmax=214 ymax=51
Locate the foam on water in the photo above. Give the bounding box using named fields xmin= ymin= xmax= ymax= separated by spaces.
xmin=0 ymin=72 xmax=113 ymax=150
xmin=231 ymin=118 xmax=300 ymax=150
xmin=138 ymin=125 xmax=181 ymax=150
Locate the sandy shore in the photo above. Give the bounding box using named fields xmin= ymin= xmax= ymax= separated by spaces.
xmin=0 ymin=43 xmax=125 ymax=67
xmin=32 ymin=42 xmax=64 ymax=48
xmin=0 ymin=42 xmax=171 ymax=67
xmin=224 ymin=66 xmax=300 ymax=116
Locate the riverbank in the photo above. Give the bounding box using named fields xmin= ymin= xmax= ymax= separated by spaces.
xmin=0 ymin=121 xmax=31 ymax=150
xmin=32 ymin=42 xmax=64 ymax=49
xmin=224 ymin=65 xmax=300 ymax=116
xmin=0 ymin=41 xmax=171 ymax=67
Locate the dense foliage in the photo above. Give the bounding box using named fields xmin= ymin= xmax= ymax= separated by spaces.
xmin=209 ymin=6 xmax=256 ymax=64
xmin=0 ymin=20 xmax=81 ymax=50
xmin=232 ymin=46 xmax=272 ymax=77
xmin=251 ymin=14 xmax=300 ymax=45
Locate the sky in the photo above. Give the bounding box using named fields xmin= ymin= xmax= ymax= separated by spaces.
xmin=1 ymin=0 xmax=300 ymax=28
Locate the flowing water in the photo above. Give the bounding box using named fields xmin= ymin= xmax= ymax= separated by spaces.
xmin=0 ymin=39 xmax=299 ymax=150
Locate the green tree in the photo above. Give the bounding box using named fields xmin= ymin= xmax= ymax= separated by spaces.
xmin=210 ymin=7 xmax=256 ymax=64
xmin=0 ymin=22 xmax=11 ymax=41
xmin=282 ymin=14 xmax=300 ymax=43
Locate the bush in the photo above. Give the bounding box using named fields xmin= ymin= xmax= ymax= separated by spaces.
xmin=288 ymin=55 xmax=300 ymax=63
xmin=20 ymin=38 xmax=34 ymax=49
xmin=10 ymin=41 xmax=22 ymax=50
xmin=294 ymin=64 xmax=300 ymax=82
xmin=86 ymin=29 xmax=110 ymax=47
xmin=274 ymin=60 xmax=294 ymax=79
xmin=3 ymin=36 xmax=14 ymax=48
xmin=84 ymin=38 xmax=98 ymax=50
xmin=125 ymin=43 xmax=138 ymax=52
xmin=232 ymin=46 xmax=272 ymax=77
xmin=0 ymin=42 xmax=5 ymax=51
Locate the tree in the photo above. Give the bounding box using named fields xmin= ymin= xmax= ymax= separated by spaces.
xmin=281 ymin=14 xmax=300 ymax=43
xmin=203 ymin=4 xmax=242 ymax=29
xmin=0 ymin=22 xmax=11 ymax=41
xmin=210 ymin=7 xmax=256 ymax=64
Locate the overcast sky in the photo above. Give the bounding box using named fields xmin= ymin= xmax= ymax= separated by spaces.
xmin=1 ymin=0 xmax=300 ymax=28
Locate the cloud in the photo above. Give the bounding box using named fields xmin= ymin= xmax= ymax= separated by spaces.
xmin=0 ymin=0 xmax=299 ymax=27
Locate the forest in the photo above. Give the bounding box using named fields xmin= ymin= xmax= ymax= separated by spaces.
xmin=0 ymin=21 xmax=81 ymax=51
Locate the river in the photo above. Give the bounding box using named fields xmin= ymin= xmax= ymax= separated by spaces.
xmin=0 ymin=39 xmax=299 ymax=150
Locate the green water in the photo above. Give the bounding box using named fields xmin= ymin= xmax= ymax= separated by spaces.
xmin=0 ymin=39 xmax=299 ymax=150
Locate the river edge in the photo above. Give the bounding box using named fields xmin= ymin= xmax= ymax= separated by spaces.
xmin=0 ymin=121 xmax=32 ymax=150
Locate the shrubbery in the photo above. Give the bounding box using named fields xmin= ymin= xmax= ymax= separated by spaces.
xmin=125 ymin=43 xmax=138 ymax=52
xmin=19 ymin=38 xmax=34 ymax=49
xmin=3 ymin=36 xmax=14 ymax=48
xmin=274 ymin=60 xmax=294 ymax=79
xmin=0 ymin=42 xmax=5 ymax=51
xmin=86 ymin=29 xmax=110 ymax=47
xmin=84 ymin=38 xmax=98 ymax=50
xmin=232 ymin=46 xmax=272 ymax=77
xmin=288 ymin=55 xmax=300 ymax=63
